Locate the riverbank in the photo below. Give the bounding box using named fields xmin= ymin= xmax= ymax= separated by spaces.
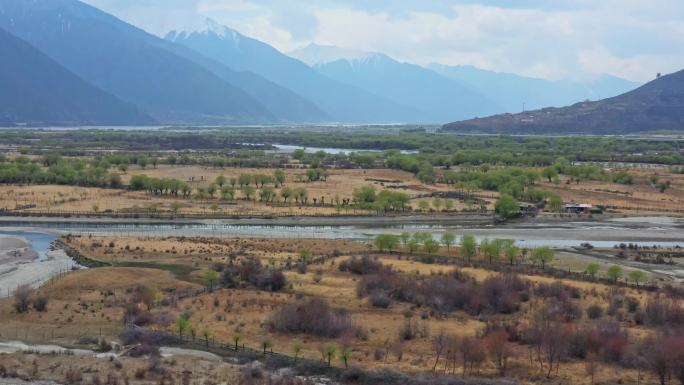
xmin=1 ymin=215 xmax=684 ymax=248
xmin=0 ymin=234 xmax=76 ymax=298
xmin=0 ymin=213 xmax=495 ymax=227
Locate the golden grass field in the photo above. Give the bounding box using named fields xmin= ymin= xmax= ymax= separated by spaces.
xmin=0 ymin=350 xmax=239 ymax=385
xmin=0 ymin=234 xmax=670 ymax=385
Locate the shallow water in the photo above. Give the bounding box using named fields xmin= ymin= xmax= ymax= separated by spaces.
xmin=1 ymin=219 xmax=683 ymax=249
xmin=0 ymin=231 xmax=56 ymax=261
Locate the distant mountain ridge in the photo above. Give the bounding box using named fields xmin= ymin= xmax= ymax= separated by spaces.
xmin=166 ymin=20 xmax=422 ymax=123
xmin=0 ymin=0 xmax=325 ymax=124
xmin=442 ymin=70 xmax=684 ymax=134
xmin=429 ymin=64 xmax=639 ymax=113
xmin=289 ymin=43 xmax=372 ymax=66
xmin=0 ymin=27 xmax=151 ymax=126
xmin=290 ymin=44 xmax=501 ymax=122
xmin=0 ymin=0 xmax=653 ymax=127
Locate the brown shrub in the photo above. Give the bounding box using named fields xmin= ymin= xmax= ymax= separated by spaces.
xmin=269 ymin=298 xmax=358 ymax=338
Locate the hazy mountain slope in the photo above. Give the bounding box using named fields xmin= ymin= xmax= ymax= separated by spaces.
xmin=0 ymin=0 xmax=314 ymax=124
xmin=289 ymin=43 xmax=369 ymax=66
xmin=166 ymin=22 xmax=421 ymax=123
xmin=442 ymin=70 xmax=684 ymax=134
xmin=429 ymin=64 xmax=639 ymax=113
xmin=293 ymin=44 xmax=500 ymax=122
xmin=0 ymin=27 xmax=151 ymax=126
xmin=161 ymin=39 xmax=329 ymax=123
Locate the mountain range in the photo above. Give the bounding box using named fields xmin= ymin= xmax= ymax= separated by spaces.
xmin=0 ymin=0 xmax=323 ymax=125
xmin=0 ymin=27 xmax=150 ymax=126
xmin=442 ymin=70 xmax=684 ymax=134
xmin=0 ymin=0 xmax=673 ymax=131
xmin=428 ymin=64 xmax=638 ymax=113
xmin=165 ymin=19 xmax=418 ymax=123
xmin=290 ymin=44 xmax=500 ymax=122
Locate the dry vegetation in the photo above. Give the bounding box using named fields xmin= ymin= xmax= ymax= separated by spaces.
xmin=0 ymin=351 xmax=240 ymax=385
xmin=4 ymin=234 xmax=682 ymax=385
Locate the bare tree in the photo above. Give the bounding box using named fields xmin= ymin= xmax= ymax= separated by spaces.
xmin=585 ymin=351 xmax=600 ymax=385
xmin=432 ymin=330 xmax=448 ymax=372
xmin=13 ymin=285 xmax=32 ymax=313
xmin=485 ymin=329 xmax=512 ymax=377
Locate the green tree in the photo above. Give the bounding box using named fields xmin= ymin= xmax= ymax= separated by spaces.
xmin=262 ymin=338 xmax=273 ymax=354
xmin=423 ymin=238 xmax=440 ymax=254
xmin=399 ymin=232 xmax=411 ymax=247
xmin=531 ymin=246 xmax=554 ymax=269
xmin=203 ymin=270 xmax=219 ymax=292
xmin=432 ymin=198 xmax=443 ymax=212
xmin=482 ymin=240 xmax=502 ymax=264
xmin=294 ymin=188 xmax=308 ymax=204
xmin=202 ymin=330 xmax=210 ymax=347
xmin=407 ymin=239 xmax=419 ymax=254
xmin=293 ymin=341 xmax=303 ymax=364
xmin=233 ymin=334 xmax=243 ymax=351
xmin=215 ymin=175 xmax=226 ymax=188
xmin=241 ymin=185 xmax=255 ymax=200
xmin=505 ymin=245 xmax=520 ymax=265
xmin=340 ymin=346 xmax=352 ymax=368
xmin=260 ymin=187 xmax=276 ymax=203
xmin=441 ymin=232 xmax=456 ymax=254
xmin=628 ymin=270 xmax=647 ymax=287
xmin=221 ymin=186 xmax=235 ymax=201
xmin=299 ymin=249 xmax=310 ymax=262
xmin=238 ymin=174 xmax=252 ymax=187
xmin=176 ymin=317 xmax=189 ymax=343
xmin=274 ymin=169 xmax=286 ymax=187
xmin=324 ymin=344 xmax=337 ymax=366
xmin=607 ymin=265 xmax=623 ymax=283
xmin=460 ymin=235 xmax=477 ymax=262
xmin=548 ymin=194 xmax=563 ymax=212
xmin=418 ymin=200 xmax=430 ymax=212
xmin=353 ymin=185 xmax=376 ymax=208
xmin=280 ymin=187 xmax=293 ymax=203
xmin=375 ymin=234 xmax=400 ymax=253
xmin=542 ymin=167 xmax=558 ymax=182
xmin=585 ymin=263 xmax=600 ymax=279
xmin=495 ymin=195 xmax=520 ymax=219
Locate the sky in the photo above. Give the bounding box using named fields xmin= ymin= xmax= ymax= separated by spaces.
xmin=82 ymin=0 xmax=684 ymax=82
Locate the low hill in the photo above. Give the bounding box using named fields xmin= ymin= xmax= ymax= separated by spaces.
xmin=442 ymin=70 xmax=684 ymax=134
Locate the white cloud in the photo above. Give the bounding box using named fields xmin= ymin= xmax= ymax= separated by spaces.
xmin=82 ymin=0 xmax=684 ymax=82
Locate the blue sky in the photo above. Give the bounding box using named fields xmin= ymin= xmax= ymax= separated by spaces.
xmin=83 ymin=0 xmax=684 ymax=82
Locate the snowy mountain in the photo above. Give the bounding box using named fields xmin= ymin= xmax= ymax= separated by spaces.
xmin=166 ymin=19 xmax=424 ymax=123
xmin=0 ymin=0 xmax=326 ymax=124
xmin=290 ymin=45 xmax=501 ymax=122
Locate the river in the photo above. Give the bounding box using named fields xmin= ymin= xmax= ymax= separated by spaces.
xmin=1 ymin=216 xmax=683 ymax=249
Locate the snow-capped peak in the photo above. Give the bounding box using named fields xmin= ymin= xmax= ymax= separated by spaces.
xmin=289 ymin=43 xmax=378 ymax=66
xmin=165 ymin=17 xmax=240 ymax=45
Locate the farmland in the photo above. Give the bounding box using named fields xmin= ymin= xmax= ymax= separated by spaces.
xmin=0 ymin=127 xmax=683 ymax=385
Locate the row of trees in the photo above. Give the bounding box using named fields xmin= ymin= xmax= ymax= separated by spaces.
xmin=353 ymin=185 xmax=410 ymax=213
xmin=0 ymin=157 xmax=121 ymax=188
xmin=373 ymin=232 xmax=556 ymax=268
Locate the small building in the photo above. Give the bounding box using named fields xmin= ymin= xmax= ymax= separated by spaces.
xmin=564 ymin=203 xmax=593 ymax=214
